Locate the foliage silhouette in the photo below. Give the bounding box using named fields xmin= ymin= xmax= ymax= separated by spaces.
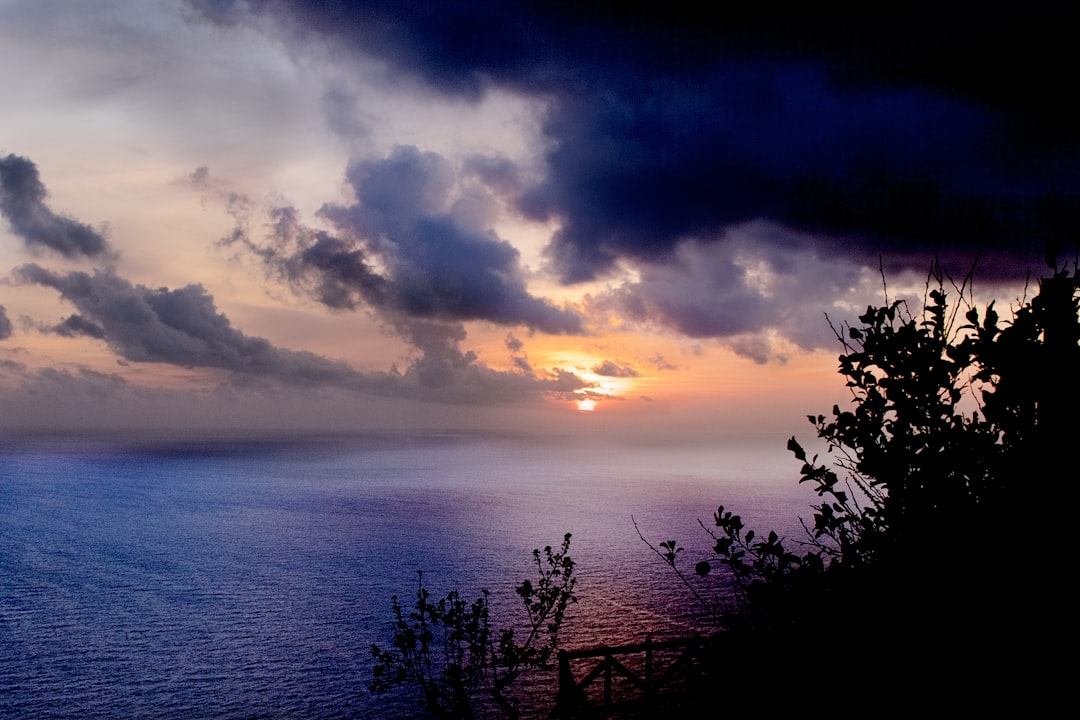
xmin=661 ymin=260 xmax=1078 ymax=703
xmin=371 ymin=534 xmax=576 ymax=720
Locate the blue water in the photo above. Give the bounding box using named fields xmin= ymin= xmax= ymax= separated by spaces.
xmin=0 ymin=431 xmax=813 ymax=718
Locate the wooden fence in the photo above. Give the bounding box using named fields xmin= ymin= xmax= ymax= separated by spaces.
xmin=553 ymin=635 xmax=715 ymax=718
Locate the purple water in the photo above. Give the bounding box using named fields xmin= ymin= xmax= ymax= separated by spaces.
xmin=0 ymin=431 xmax=815 ymax=718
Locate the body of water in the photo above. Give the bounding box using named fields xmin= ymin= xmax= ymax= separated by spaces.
xmin=0 ymin=430 xmax=815 ymax=718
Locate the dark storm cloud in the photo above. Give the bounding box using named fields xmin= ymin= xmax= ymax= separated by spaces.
xmin=0 ymin=305 xmax=12 ymax=339
xmin=462 ymin=154 xmax=524 ymax=198
xmin=225 ymin=204 xmax=389 ymax=312
xmin=590 ymin=242 xmax=777 ymax=340
xmin=50 ymin=314 xmax=107 ymax=340
xmin=194 ymin=1 xmax=1080 ymax=281
xmin=0 ymin=155 xmax=589 ymax=403
xmin=13 ymin=261 xmax=590 ymax=403
xmin=385 ymin=316 xmax=589 ymax=400
xmin=225 ymin=147 xmax=584 ymax=334
xmin=0 ymin=154 xmax=113 ymax=259
xmin=391 ymin=317 xmax=480 ymax=390
xmin=586 ymin=228 xmax=883 ymax=361
xmin=13 ymin=263 xmax=368 ymax=387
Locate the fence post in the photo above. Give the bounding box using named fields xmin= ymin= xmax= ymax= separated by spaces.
xmin=644 ymin=636 xmax=654 ymax=713
xmin=557 ymin=650 xmax=572 ymax=720
xmin=604 ymin=653 xmax=613 ymax=707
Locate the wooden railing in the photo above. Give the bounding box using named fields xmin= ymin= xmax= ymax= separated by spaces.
xmin=553 ymin=635 xmax=714 ymax=718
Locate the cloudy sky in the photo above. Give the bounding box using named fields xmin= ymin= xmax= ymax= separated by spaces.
xmin=1 ymin=1 xmax=1076 ymax=438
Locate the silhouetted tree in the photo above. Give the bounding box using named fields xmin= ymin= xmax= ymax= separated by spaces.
xmin=371 ymin=534 xmax=576 ymax=720
xmin=665 ymin=261 xmax=1078 ymax=707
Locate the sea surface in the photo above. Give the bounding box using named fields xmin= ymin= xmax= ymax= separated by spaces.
xmin=0 ymin=430 xmax=816 ymax=718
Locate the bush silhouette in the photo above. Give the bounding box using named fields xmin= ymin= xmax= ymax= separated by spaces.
xmin=664 ymin=262 xmax=1078 ymax=707
xmin=371 ymin=534 xmax=576 ymax=719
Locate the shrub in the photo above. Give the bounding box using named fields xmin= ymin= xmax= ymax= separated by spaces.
xmin=371 ymin=534 xmax=577 ymax=720
xmin=660 ymin=263 xmax=1078 ymax=703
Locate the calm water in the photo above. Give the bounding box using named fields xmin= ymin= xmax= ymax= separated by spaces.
xmin=0 ymin=431 xmax=814 ymax=718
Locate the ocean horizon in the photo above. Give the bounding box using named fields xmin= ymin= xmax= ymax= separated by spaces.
xmin=1 ymin=429 xmax=816 ymax=718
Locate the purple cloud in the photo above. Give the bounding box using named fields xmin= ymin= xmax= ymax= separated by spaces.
xmin=222 ymin=147 xmax=585 ymax=334
xmin=188 ymin=1 xmax=1080 ymax=282
xmin=0 ymin=154 xmax=113 ymax=259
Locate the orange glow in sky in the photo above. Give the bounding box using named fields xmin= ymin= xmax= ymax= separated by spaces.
xmin=0 ymin=1 xmax=1016 ymax=439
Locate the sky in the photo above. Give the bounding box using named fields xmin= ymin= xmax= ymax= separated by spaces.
xmin=1 ymin=0 xmax=1077 ymax=441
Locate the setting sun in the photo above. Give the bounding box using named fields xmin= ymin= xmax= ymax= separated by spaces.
xmin=576 ymin=398 xmax=597 ymax=412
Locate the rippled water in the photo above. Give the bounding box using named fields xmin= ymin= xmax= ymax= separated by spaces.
xmin=0 ymin=431 xmax=814 ymax=718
